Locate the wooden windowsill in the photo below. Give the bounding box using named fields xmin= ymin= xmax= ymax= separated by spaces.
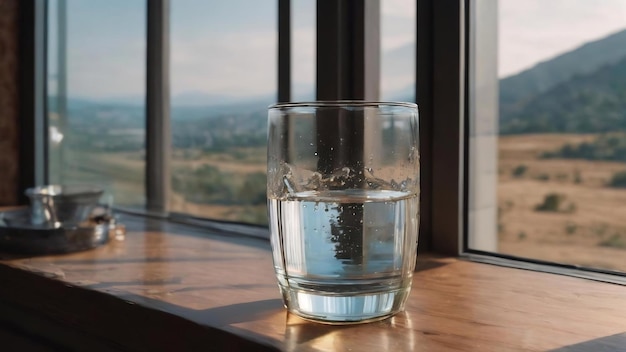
xmin=1 ymin=213 xmax=625 ymax=351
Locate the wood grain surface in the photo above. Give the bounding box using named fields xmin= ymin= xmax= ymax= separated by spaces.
xmin=0 ymin=214 xmax=625 ymax=351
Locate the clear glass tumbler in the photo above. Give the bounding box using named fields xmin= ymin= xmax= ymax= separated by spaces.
xmin=267 ymin=101 xmax=419 ymax=323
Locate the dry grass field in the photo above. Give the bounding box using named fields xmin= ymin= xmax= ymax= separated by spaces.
xmin=498 ymin=134 xmax=626 ymax=271
xmin=62 ymin=135 xmax=626 ymax=271
xmin=59 ymin=147 xmax=268 ymax=224
xmin=169 ymin=147 xmax=267 ymax=223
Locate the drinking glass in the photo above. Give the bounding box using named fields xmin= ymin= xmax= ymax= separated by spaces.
xmin=267 ymin=101 xmax=419 ymax=323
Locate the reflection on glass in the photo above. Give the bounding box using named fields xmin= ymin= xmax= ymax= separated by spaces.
xmin=169 ymin=0 xmax=276 ymax=224
xmin=381 ymin=0 xmax=415 ymax=101
xmin=471 ymin=0 xmax=626 ymax=272
xmin=47 ymin=0 xmax=146 ymax=207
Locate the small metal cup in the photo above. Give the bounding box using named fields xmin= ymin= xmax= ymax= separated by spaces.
xmin=25 ymin=185 xmax=104 ymax=227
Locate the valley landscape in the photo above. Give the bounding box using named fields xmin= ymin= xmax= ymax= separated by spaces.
xmin=50 ymin=28 xmax=626 ymax=271
xmin=496 ymin=29 xmax=626 ymax=271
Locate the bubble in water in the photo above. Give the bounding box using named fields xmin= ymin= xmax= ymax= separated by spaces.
xmin=408 ymin=146 xmax=418 ymax=163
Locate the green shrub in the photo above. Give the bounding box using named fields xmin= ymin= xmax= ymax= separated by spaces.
xmin=535 ymin=193 xmax=565 ymax=212
xmin=591 ymin=223 xmax=609 ymax=237
xmin=609 ymin=170 xmax=626 ymax=188
xmin=598 ymin=234 xmax=626 ymax=249
xmin=512 ymin=165 xmax=528 ymax=178
xmin=238 ymin=172 xmax=268 ymax=205
xmin=573 ymin=170 xmax=583 ymax=184
xmin=566 ymin=202 xmax=577 ymax=213
xmin=565 ymin=222 xmax=577 ymax=235
xmin=541 ymin=134 xmax=626 ymax=162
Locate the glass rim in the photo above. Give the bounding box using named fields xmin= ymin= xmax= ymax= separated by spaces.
xmin=268 ymin=100 xmax=417 ymax=110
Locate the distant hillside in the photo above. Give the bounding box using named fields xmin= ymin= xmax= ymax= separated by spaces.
xmin=500 ymin=56 xmax=626 ymax=134
xmin=500 ymin=29 xmax=626 ymax=125
xmin=542 ymin=133 xmax=626 ymax=162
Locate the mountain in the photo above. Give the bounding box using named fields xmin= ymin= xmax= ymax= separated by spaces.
xmin=500 ymin=29 xmax=626 ymax=124
xmin=171 ymin=91 xmax=273 ymax=107
xmin=500 ymin=56 xmax=626 ymax=134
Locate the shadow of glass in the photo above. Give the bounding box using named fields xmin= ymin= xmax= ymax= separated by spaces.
xmin=415 ymin=258 xmax=449 ymax=272
xmin=199 ymin=298 xmax=285 ymax=325
xmin=549 ymin=332 xmax=626 ymax=351
xmin=94 ymin=288 xmax=285 ymax=326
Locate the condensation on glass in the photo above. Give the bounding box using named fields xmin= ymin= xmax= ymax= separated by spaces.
xmin=267 ymin=101 xmax=419 ymax=323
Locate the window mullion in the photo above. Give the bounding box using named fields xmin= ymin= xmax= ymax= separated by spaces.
xmin=428 ymin=0 xmax=465 ymax=255
xmin=278 ymin=0 xmax=291 ymax=103
xmin=145 ymin=0 xmax=171 ymax=213
xmin=18 ymin=0 xmax=48 ymax=203
xmin=316 ymin=0 xmax=380 ymax=100
xmin=416 ymin=0 xmax=433 ymax=251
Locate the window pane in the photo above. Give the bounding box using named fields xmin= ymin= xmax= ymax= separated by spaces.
xmin=170 ymin=0 xmax=276 ymax=224
xmin=381 ymin=0 xmax=415 ymax=101
xmin=292 ymin=0 xmax=315 ymax=101
xmin=470 ymin=0 xmax=626 ymax=272
xmin=47 ymin=0 xmax=146 ymax=207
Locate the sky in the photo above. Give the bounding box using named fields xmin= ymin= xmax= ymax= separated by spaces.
xmin=499 ymin=0 xmax=626 ymax=77
xmin=47 ymin=0 xmax=626 ymax=101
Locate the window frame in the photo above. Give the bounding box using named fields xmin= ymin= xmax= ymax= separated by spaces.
xmin=461 ymin=0 xmax=626 ymax=284
xmin=417 ymin=0 xmax=466 ymax=254
xmin=18 ymin=0 xmax=48 ymax=203
xmin=145 ymin=0 xmax=171 ymax=213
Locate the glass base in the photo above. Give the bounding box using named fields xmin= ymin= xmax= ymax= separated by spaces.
xmin=280 ymin=285 xmax=411 ymax=324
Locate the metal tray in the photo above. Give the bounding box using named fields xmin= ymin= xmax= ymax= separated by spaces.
xmin=0 ymin=209 xmax=111 ymax=255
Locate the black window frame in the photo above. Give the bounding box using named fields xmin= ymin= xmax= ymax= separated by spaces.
xmin=460 ymin=0 xmax=626 ymax=284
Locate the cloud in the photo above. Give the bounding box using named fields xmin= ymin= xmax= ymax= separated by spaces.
xmin=171 ymin=31 xmax=276 ymax=96
xmin=291 ymin=27 xmax=316 ymax=100
xmin=57 ymin=0 xmax=626 ymax=100
xmin=67 ymin=40 xmax=146 ymax=98
xmin=499 ymin=0 xmax=626 ymax=77
xmin=381 ymin=0 xmax=416 ymax=18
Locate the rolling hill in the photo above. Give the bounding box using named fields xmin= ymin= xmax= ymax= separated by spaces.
xmin=499 ymin=29 xmax=626 ymax=134
xmin=500 ymin=56 xmax=626 ymax=134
